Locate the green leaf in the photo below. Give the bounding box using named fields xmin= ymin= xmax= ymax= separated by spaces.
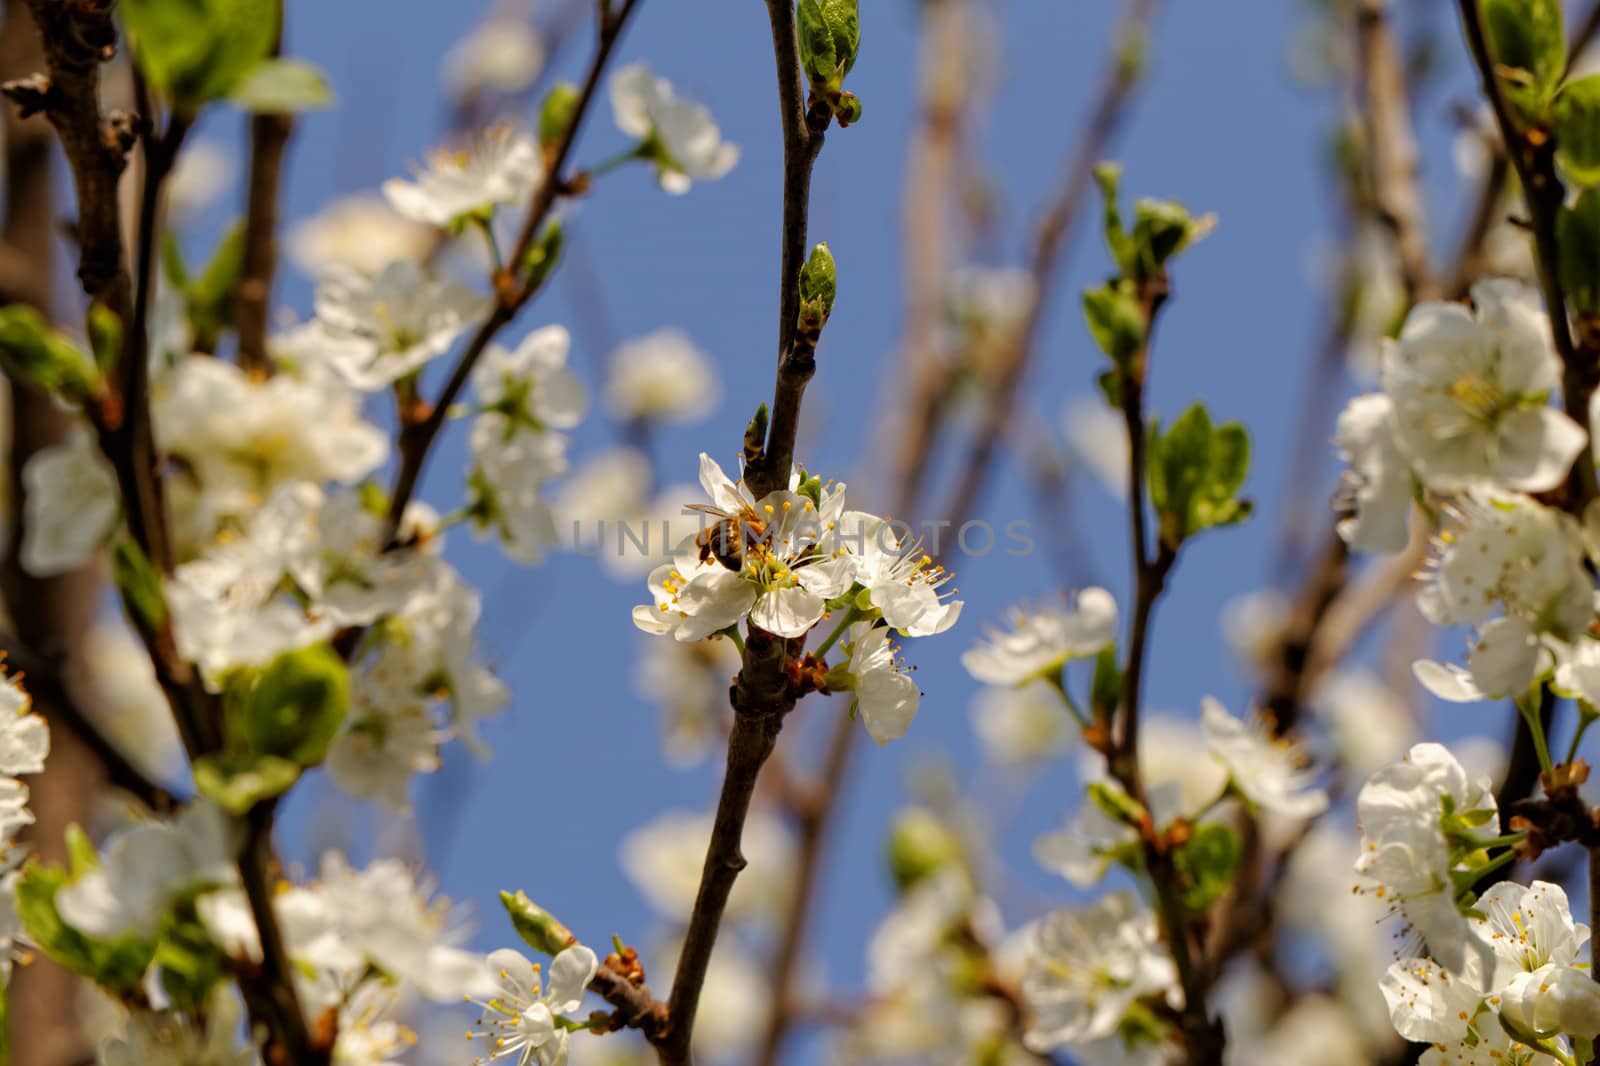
xmin=743 ymin=403 xmax=770 ymax=468
xmin=500 ymin=890 xmax=577 ymax=957
xmin=187 ymin=221 xmax=247 ymax=350
xmin=1482 ymin=0 xmax=1566 ymax=120
xmin=228 ymin=57 xmax=333 ymax=113
xmin=797 ymin=0 xmax=838 ymax=88
xmin=1090 ymin=643 xmax=1122 ymax=719
xmin=1557 ymin=77 xmax=1600 ymax=188
xmin=1095 ymin=367 xmax=1123 ymax=409
xmin=1173 ymin=823 xmax=1242 ymax=913
xmin=192 ymin=752 xmax=301 ymax=814
xmin=887 ymin=807 xmax=964 ymax=893
xmin=539 ymin=82 xmax=581 ymax=152
xmin=112 ymin=538 xmax=168 ymax=631
xmin=798 ymin=0 xmax=861 ymax=89
xmin=1567 ymin=189 xmax=1600 ymax=314
xmin=1148 ymin=405 xmax=1253 ymax=547
xmin=1154 ymin=403 xmax=1214 ymax=545
xmin=797 ymin=0 xmax=861 ymax=121
xmin=154 ymin=907 xmax=228 ymax=1011
xmin=1131 ymin=198 xmax=1213 ymax=275
xmin=122 ymin=0 xmax=278 ymax=106
xmin=799 ymin=242 xmax=838 ymax=315
xmin=63 ymin=824 xmax=98 ymax=880
xmin=1082 ymin=282 xmax=1144 ymax=365
xmin=240 ymin=644 xmax=349 ymax=766
xmin=1092 ymin=162 xmax=1136 ymax=276
xmin=16 ymin=862 xmax=155 ymax=991
xmin=0 ymin=305 xmax=102 ymax=401
xmin=523 ymin=221 xmax=564 ymax=292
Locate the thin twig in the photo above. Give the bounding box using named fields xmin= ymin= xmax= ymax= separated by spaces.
xmin=938 ymin=0 xmax=1160 ymax=527
xmin=1454 ymin=0 xmax=1599 ymax=508
xmin=1356 ymin=0 xmax=1436 ymax=303
xmin=1103 ymin=274 xmax=1223 ymax=1066
xmin=752 ymin=693 xmax=855 ymax=1066
xmin=744 ymin=1 xmax=829 ymax=499
xmin=382 ymin=0 xmax=643 ymax=544
xmin=236 ymin=0 xmax=294 ymax=371
xmin=0 ymin=634 xmax=180 ymax=811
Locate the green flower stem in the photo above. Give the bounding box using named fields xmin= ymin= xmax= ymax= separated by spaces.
xmin=1518 ymin=693 xmax=1556 ymax=777
xmin=1467 ymin=847 xmax=1520 ymax=889
xmin=811 ymin=606 xmax=859 ymax=658
xmin=1565 ymin=709 xmax=1598 ymax=767
xmin=587 ymin=143 xmax=646 ymax=179
xmin=1044 ymin=668 xmax=1091 ymax=730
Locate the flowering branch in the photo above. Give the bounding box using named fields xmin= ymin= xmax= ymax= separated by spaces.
xmin=1454 ymin=0 xmax=1600 ymax=509
xmin=382 ymin=0 xmax=644 ymax=545
xmin=655 ymin=4 xmax=838 ymax=1062
xmin=742 ymin=0 xmax=830 ymax=499
xmin=1100 ymin=273 xmax=1226 ymax=1066
xmin=757 ymin=6 xmax=1161 ymax=1057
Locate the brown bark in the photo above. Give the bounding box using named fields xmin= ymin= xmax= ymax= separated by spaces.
xmin=0 ymin=4 xmax=102 ymax=1063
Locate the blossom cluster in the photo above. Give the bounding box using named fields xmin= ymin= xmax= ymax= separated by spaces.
xmin=632 ymin=453 xmax=962 ymax=744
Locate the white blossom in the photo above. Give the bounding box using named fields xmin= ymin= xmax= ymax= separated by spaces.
xmin=839 ymin=511 xmax=962 ymax=637
xmin=620 ymin=808 xmax=793 ymax=925
xmin=384 ymin=125 xmax=541 ymax=227
xmin=20 ymin=424 xmax=119 ymax=577
xmin=1414 ymin=491 xmax=1593 ymax=701
xmin=1355 ymin=743 xmax=1499 ymax=971
xmin=632 ymin=455 xmax=850 ymax=640
xmin=58 ymin=802 xmax=238 ymax=940
xmin=969 ymin=683 xmax=1073 ymax=767
xmin=609 ymin=63 xmax=739 ymax=194
xmin=467 ymin=946 xmax=596 ymax=1066
xmin=1020 ymin=891 xmax=1177 ymax=1052
xmin=287 ymin=195 xmax=436 ymax=278
xmin=961 ymin=588 xmax=1116 ymax=687
xmin=1313 ymin=669 xmax=1416 ymax=780
xmin=1381 ymin=279 xmax=1586 ymax=492
xmin=840 ymin=621 xmax=922 ymax=744
xmin=96 ymin=990 xmax=255 ymax=1066
xmin=603 ymin=328 xmax=721 ymax=424
xmin=153 ymin=354 xmax=386 ymax=522
xmin=1334 ymin=392 xmax=1415 ymax=553
xmin=1201 ymin=697 xmax=1327 ymax=821
xmin=442 ymin=18 xmax=545 ymax=100
xmin=308 ymin=261 xmax=487 ymax=390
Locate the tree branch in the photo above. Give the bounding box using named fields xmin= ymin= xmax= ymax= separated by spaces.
xmin=382 ymin=0 xmax=643 ymax=544
xmin=656 ymin=5 xmax=838 ymax=1062
xmin=752 ymin=691 xmax=855 ymax=1066
xmin=236 ymin=3 xmax=294 ymax=372
xmin=1102 ymin=274 xmax=1223 ymax=1066
xmin=1356 ymin=0 xmax=1436 ymax=303
xmin=1454 ymin=0 xmax=1599 ymax=509
xmin=744 ymin=0 xmax=828 ymax=499
xmin=938 ymin=0 xmax=1160 ymax=527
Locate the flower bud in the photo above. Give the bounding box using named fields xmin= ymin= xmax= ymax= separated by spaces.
xmin=539 ymin=82 xmax=581 ymax=154
xmin=1501 ymin=964 xmax=1600 ymax=1039
xmin=887 ymin=806 xmax=963 ymax=893
xmin=501 ymin=890 xmax=576 ymax=957
xmin=241 ymin=644 xmax=349 ymax=766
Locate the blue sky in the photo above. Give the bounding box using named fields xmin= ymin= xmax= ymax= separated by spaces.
xmin=160 ymin=0 xmax=1523 ymax=1059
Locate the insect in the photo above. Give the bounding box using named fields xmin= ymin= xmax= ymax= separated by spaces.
xmin=684 ymin=502 xmax=772 ymax=572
